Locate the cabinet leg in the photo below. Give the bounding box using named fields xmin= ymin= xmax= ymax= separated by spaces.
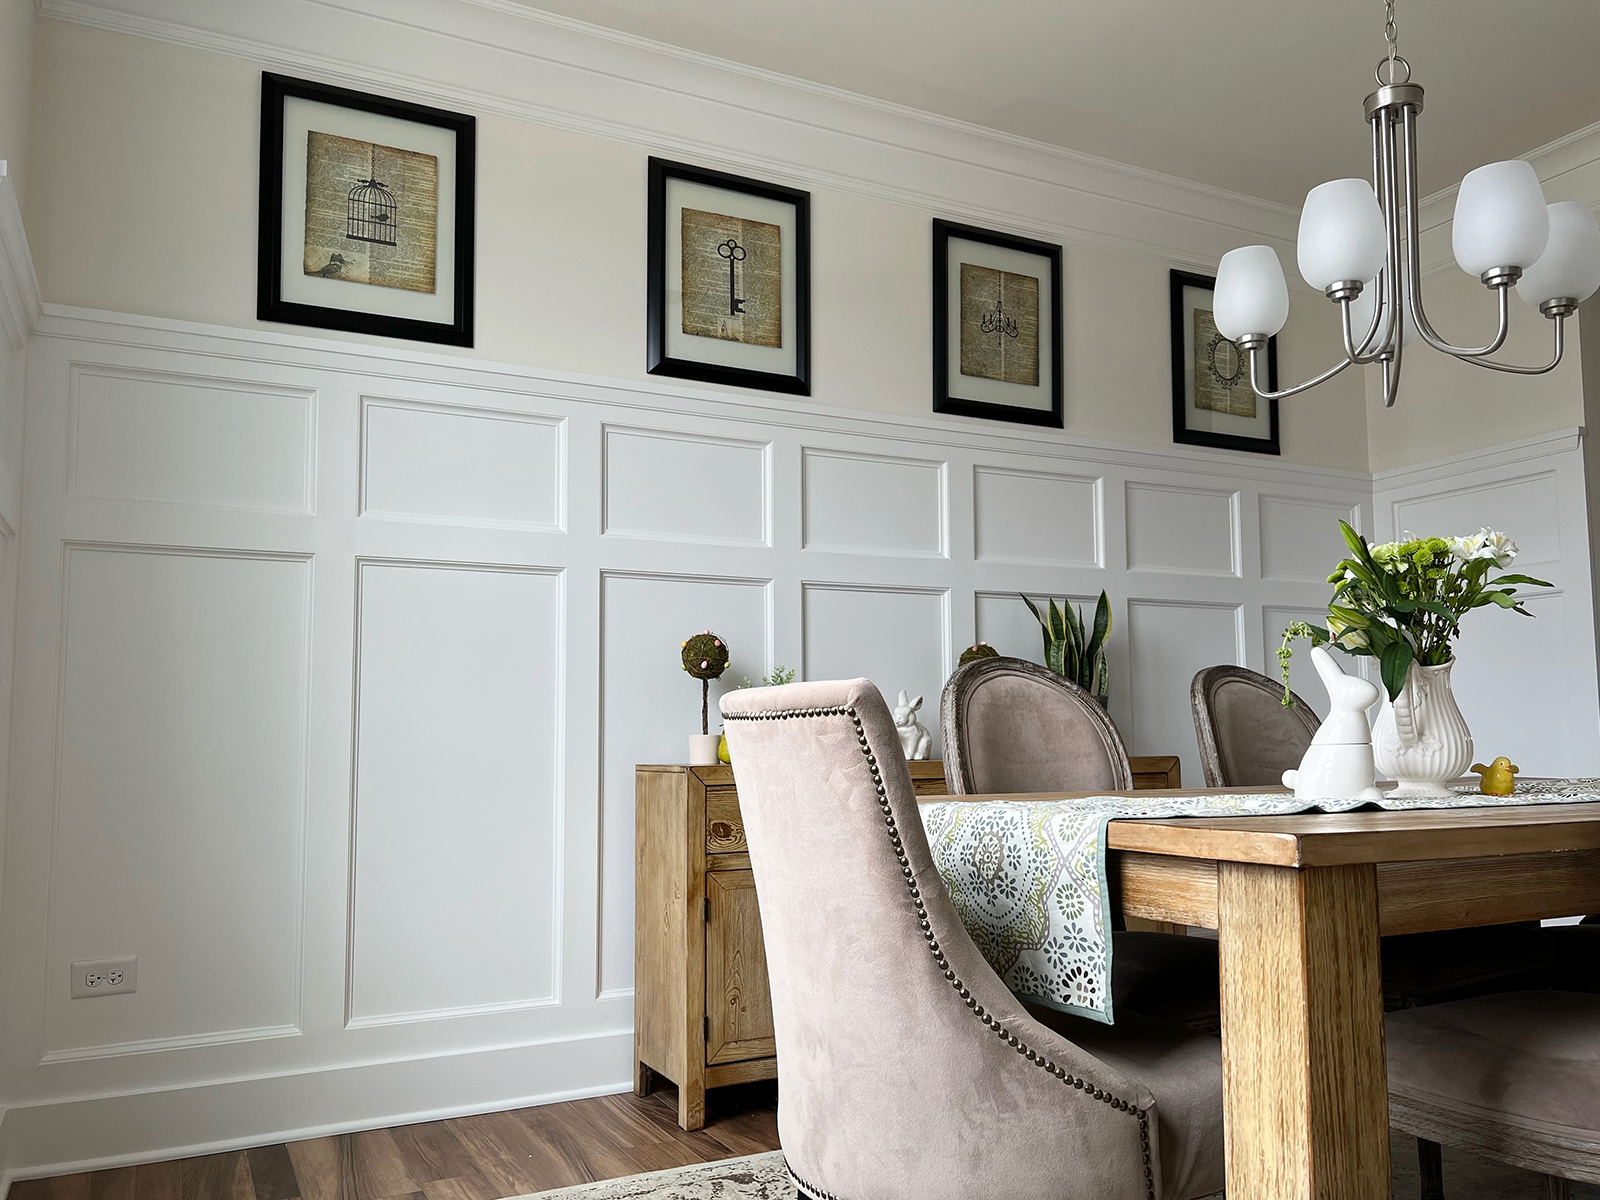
xmin=678 ymin=1078 xmax=706 ymax=1131
xmin=634 ymin=1060 xmax=656 ymax=1097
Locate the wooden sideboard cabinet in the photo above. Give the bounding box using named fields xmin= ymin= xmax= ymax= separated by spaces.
xmin=632 ymin=755 xmax=1180 ymax=1130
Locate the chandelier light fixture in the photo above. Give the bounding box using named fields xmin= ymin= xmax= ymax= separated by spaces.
xmin=1212 ymin=0 xmax=1600 ymax=407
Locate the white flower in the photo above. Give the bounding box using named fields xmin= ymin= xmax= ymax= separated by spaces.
xmin=1475 ymin=528 xmax=1517 ymax=568
xmin=1450 ymin=532 xmax=1485 ymax=562
xmin=1326 ymin=614 xmax=1369 ymax=650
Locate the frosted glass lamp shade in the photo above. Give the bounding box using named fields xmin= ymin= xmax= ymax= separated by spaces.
xmin=1213 ymin=246 xmax=1289 ymax=340
xmin=1349 ymin=279 xmax=1417 ymax=347
xmin=1453 ymin=161 xmax=1550 ymax=276
xmin=1298 ymin=179 xmax=1387 ymax=290
xmin=1516 ymin=202 xmax=1600 ymax=306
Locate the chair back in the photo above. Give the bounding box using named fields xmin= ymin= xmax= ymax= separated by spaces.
xmin=940 ymin=656 xmax=1132 ymax=794
xmin=1190 ymin=665 xmax=1320 ymax=788
xmin=721 ymin=678 xmax=1158 ymax=1200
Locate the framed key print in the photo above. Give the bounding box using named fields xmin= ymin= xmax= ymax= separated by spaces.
xmin=647 ymin=158 xmax=811 ymax=395
xmin=258 ymin=73 xmax=476 ymax=346
xmin=1170 ymin=268 xmax=1279 ymax=455
xmin=933 ymin=219 xmax=1063 ymax=428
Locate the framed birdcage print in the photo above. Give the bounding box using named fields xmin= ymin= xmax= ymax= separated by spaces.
xmin=932 ymin=220 xmax=1063 ymax=428
xmin=258 ymin=73 xmax=476 ymax=346
xmin=1170 ymin=269 xmax=1279 ymax=454
xmin=647 ymin=158 xmax=811 ymax=395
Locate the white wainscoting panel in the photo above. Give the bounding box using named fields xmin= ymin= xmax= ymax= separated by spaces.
xmin=349 ymin=560 xmax=563 ymax=1026
xmin=361 ymin=397 xmax=563 ymax=530
xmin=973 ymin=467 xmax=1100 ymax=567
xmin=603 ymin=426 xmax=768 ymax=546
xmin=70 ymin=366 xmax=315 ymax=514
xmin=1259 ymin=495 xmax=1360 ymax=583
xmin=1126 ymin=599 xmax=1245 ymax=787
xmin=1125 ymin=482 xmax=1240 ymax=577
xmin=1374 ymin=432 xmax=1600 ymax=776
xmin=801 ymin=449 xmax=946 ymax=557
xmin=44 ymin=544 xmax=310 ymax=1061
xmin=802 ymin=584 xmax=948 ymax=751
xmin=597 ymin=572 xmax=770 ymax=997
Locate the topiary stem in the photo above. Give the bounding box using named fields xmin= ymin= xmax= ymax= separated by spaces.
xmin=701 ymin=679 xmax=709 ymax=735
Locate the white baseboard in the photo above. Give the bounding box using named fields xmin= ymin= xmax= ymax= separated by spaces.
xmin=0 ymin=1030 xmax=633 ymax=1186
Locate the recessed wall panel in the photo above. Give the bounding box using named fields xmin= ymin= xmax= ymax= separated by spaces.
xmin=1259 ymin=496 xmax=1359 ymax=582
xmin=599 ymin=572 xmax=769 ymax=996
xmin=1127 ymin=599 xmax=1242 ymax=788
xmin=45 ymin=546 xmax=310 ymax=1058
xmin=362 ymin=399 xmax=562 ymax=529
xmin=350 ymin=561 xmax=563 ymax=1023
xmin=604 ymin=427 xmax=768 ymax=545
xmin=974 ymin=467 xmax=1099 ymax=566
xmin=71 ymin=367 xmax=313 ymax=513
xmin=802 ymin=449 xmax=945 ymax=556
xmin=1125 ymin=482 xmax=1238 ymax=576
xmin=1392 ymin=473 xmax=1560 ymax=565
xmin=802 ymin=584 xmax=946 ymax=753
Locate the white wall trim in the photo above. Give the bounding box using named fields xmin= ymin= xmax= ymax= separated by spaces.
xmin=1370 ymin=426 xmax=1584 ymax=490
xmin=0 ymin=166 xmax=41 ymax=354
xmin=37 ymin=0 xmax=1304 ymax=277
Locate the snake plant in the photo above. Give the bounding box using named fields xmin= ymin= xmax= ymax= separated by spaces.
xmin=1020 ymin=592 xmax=1111 ymax=704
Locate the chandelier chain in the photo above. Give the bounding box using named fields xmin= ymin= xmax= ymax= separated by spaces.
xmin=1384 ymin=0 xmax=1398 ymax=62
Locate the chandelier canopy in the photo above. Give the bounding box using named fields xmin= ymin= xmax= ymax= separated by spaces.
xmin=1213 ymin=0 xmax=1600 ymax=407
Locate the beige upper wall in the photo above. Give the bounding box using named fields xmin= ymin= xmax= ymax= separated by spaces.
xmin=0 ymin=0 xmax=33 ymax=192
xmin=25 ymin=18 xmax=1370 ymax=469
xmin=1364 ymin=267 xmax=1587 ymax=473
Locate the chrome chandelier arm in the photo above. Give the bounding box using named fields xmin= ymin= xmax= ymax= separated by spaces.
xmin=1246 ymin=344 xmax=1355 ymax=400
xmin=1458 ymin=315 xmax=1566 ymax=375
xmin=1398 ymin=107 xmax=1512 ymax=358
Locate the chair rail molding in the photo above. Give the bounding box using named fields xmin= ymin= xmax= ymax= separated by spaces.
xmin=38 ymin=0 xmax=1303 ymax=277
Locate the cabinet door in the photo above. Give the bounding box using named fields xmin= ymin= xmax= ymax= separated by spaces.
xmin=705 ymin=870 xmax=776 ymax=1066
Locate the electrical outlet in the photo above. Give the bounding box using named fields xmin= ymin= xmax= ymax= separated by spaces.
xmin=70 ymin=957 xmax=136 ymax=999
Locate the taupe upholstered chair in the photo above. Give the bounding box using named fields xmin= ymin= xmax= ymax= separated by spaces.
xmin=1190 ymin=664 xmax=1320 ymax=788
xmin=1189 ymin=663 xmax=1558 ymax=1011
xmin=942 ymin=656 xmax=1220 ymax=1033
xmin=1387 ymin=990 xmax=1600 ymax=1199
xmin=722 ymin=678 xmax=1224 ymax=1200
xmin=942 ymin=656 xmax=1132 ymax=795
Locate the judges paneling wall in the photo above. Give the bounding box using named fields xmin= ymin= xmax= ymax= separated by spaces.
xmin=0 ymin=305 xmax=1399 ymax=1173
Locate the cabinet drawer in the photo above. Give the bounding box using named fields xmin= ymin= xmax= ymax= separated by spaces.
xmin=706 ymin=790 xmax=746 ymax=853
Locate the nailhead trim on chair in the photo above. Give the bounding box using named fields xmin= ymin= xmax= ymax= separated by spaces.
xmin=726 ymin=703 xmax=1157 ymax=1200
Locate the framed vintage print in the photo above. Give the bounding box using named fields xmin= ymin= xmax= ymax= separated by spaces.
xmin=932 ymin=219 xmax=1063 ymax=428
xmin=647 ymin=158 xmax=810 ymax=394
xmin=1170 ymin=268 xmax=1279 ymax=454
xmin=258 ymin=73 xmax=476 ymax=346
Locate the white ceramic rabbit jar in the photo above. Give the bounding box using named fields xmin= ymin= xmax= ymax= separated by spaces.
xmin=1282 ymin=647 xmax=1384 ymax=803
xmin=893 ymin=690 xmax=933 ymax=760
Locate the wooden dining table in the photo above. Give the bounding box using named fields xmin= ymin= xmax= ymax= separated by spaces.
xmin=964 ymin=783 xmax=1600 ymax=1200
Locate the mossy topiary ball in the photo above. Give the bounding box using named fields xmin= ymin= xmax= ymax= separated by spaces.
xmin=958 ymin=642 xmax=1000 ymax=667
xmin=681 ymin=630 xmax=730 ymax=680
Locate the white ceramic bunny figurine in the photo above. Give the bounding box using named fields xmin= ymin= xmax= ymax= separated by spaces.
xmin=893 ymin=690 xmax=933 ymax=760
xmin=1281 ymin=647 xmax=1384 ymax=803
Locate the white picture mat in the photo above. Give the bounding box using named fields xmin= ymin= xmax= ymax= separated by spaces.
xmin=278 ymin=95 xmax=458 ymax=324
xmin=944 ymin=236 xmax=1055 ymax=411
xmin=1179 ymin=282 xmax=1272 ymax=441
xmin=663 ymin=177 xmax=798 ymax=375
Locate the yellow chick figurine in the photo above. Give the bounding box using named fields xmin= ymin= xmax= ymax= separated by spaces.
xmin=1470 ymin=757 xmax=1520 ymax=796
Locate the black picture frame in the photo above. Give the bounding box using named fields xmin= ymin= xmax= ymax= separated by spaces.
xmin=1169 ymin=268 xmax=1279 ymax=455
xmin=647 ymin=157 xmax=811 ymax=395
xmin=932 ymin=218 xmax=1063 ymax=429
xmin=257 ymin=72 xmax=476 ymax=347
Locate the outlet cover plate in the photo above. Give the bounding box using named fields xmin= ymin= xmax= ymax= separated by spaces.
xmin=70 ymin=957 xmax=137 ymax=998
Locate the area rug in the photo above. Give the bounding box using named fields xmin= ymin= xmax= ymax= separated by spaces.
xmin=519 ymin=1153 xmax=791 ymax=1200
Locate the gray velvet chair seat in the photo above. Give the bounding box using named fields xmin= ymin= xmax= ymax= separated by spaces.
xmin=1387 ymin=990 xmax=1600 ymax=1189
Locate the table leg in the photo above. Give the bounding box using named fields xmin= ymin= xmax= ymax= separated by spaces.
xmin=1218 ymin=861 xmax=1390 ymax=1200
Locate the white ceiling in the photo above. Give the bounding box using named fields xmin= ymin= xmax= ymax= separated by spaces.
xmin=510 ymin=0 xmax=1600 ymax=207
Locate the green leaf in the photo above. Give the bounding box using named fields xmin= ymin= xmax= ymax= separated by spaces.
xmin=1490 ymin=573 xmax=1553 ymax=588
xmin=1379 ymin=638 xmax=1413 ymax=702
xmin=1482 ymin=591 xmax=1520 ymax=609
xmin=1338 ymin=520 xmax=1369 ymax=562
xmin=1021 ymin=592 xmax=1045 ymax=627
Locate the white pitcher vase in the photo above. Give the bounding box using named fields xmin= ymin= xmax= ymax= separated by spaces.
xmin=1372 ymin=658 xmax=1473 ymax=798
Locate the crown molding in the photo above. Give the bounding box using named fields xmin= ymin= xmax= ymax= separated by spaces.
xmin=38 ymin=0 xmax=1305 ymax=279
xmin=0 ymin=165 xmax=41 ymax=353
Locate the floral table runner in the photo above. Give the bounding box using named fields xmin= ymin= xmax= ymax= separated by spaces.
xmin=917 ymin=780 xmax=1600 ymax=1024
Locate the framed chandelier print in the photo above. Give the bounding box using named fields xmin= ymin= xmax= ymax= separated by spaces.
xmin=257 ymin=73 xmax=476 ymax=346
xmin=932 ymin=219 xmax=1063 ymax=428
xmin=1170 ymin=268 xmax=1279 ymax=455
xmin=647 ymin=157 xmax=811 ymax=394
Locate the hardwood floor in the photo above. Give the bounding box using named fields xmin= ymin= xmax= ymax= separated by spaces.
xmin=8 ymin=1082 xmax=780 ymax=1200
